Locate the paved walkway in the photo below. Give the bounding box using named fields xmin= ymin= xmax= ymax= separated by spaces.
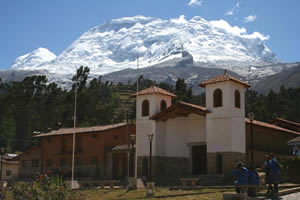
xmin=280 ymin=192 xmax=300 ymax=200
xmin=264 ymin=192 xmax=300 ymax=200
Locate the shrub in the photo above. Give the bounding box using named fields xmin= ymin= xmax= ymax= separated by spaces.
xmin=280 ymin=157 xmax=300 ymax=183
xmin=12 ymin=171 xmax=69 ymax=200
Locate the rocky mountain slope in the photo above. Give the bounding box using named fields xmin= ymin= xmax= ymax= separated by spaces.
xmin=253 ymin=63 xmax=300 ymax=93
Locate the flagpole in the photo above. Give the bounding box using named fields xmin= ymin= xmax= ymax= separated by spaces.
xmin=137 ymin=54 xmax=139 ymax=94
xmin=71 ymin=68 xmax=78 ymax=189
xmin=134 ymin=54 xmax=139 ymax=178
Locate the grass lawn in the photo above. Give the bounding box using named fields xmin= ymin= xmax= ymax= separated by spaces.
xmin=4 ymin=188 xmax=234 ymax=200
xmin=70 ymin=188 xmax=233 ymax=200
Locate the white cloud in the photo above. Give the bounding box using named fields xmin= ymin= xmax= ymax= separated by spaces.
xmin=244 ymin=15 xmax=257 ymax=23
xmin=188 ymin=0 xmax=203 ymax=7
xmin=210 ymin=19 xmax=269 ymax=41
xmin=226 ymin=2 xmax=240 ymax=16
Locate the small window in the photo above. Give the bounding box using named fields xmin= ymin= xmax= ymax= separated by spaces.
xmin=60 ymin=158 xmax=66 ymax=167
xmin=235 ymin=90 xmax=241 ymax=108
xmin=160 ymin=100 xmax=167 ymax=111
xmin=142 ymin=158 xmax=148 ymax=177
xmin=216 ymin=154 xmax=223 ymax=174
xmin=75 ymin=157 xmax=81 ymax=165
xmin=32 ymin=160 xmax=39 ymax=168
xmin=6 ymin=170 xmax=12 ymax=177
xmin=114 ymin=135 xmax=119 ymax=140
xmin=213 ymin=89 xmax=223 ymax=107
xmin=47 ymin=138 xmax=52 ymax=143
xmin=61 ymin=137 xmax=67 ymax=153
xmin=76 ymin=135 xmax=82 ymax=152
xmin=92 ymin=156 xmax=98 ymax=165
xmin=142 ymin=99 xmax=150 ymax=116
xmin=92 ymin=134 xmax=98 ymax=138
xmin=46 ymin=159 xmax=52 ymax=167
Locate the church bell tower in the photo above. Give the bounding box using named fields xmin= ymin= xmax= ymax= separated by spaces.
xmin=199 ymin=73 xmax=250 ymax=176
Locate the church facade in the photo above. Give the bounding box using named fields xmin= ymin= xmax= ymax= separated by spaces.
xmin=133 ymin=73 xmax=299 ymax=184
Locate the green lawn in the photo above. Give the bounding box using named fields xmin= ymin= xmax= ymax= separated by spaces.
xmin=70 ymin=188 xmax=232 ymax=200
xmin=4 ymin=188 xmax=233 ymax=200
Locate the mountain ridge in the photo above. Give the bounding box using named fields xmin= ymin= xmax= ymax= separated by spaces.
xmin=11 ymin=15 xmax=280 ymax=78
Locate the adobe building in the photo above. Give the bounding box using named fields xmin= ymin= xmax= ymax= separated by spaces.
xmin=0 ymin=154 xmax=19 ymax=181
xmin=16 ymin=123 xmax=135 ymax=179
xmin=133 ymin=73 xmax=300 ymax=184
xmin=269 ymin=118 xmax=300 ymax=133
xmin=13 ymin=145 xmax=41 ymax=179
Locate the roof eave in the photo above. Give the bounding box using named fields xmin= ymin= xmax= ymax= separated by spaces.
xmin=199 ymin=80 xmax=251 ymax=88
xmin=150 ymin=102 xmax=209 ymax=122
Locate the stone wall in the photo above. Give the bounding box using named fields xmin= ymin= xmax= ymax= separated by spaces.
xmin=137 ymin=156 xmax=189 ymax=185
xmin=207 ymin=152 xmax=245 ymax=181
xmin=197 ymin=174 xmax=224 ymax=185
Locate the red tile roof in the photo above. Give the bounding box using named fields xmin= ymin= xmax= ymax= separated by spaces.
xmin=131 ymin=86 xmax=176 ymax=98
xmin=34 ymin=123 xmax=128 ymax=137
xmin=150 ymin=101 xmax=209 ymax=121
xmin=287 ymin=136 xmax=300 ymax=144
xmin=199 ymin=74 xmax=251 ymax=88
xmin=269 ymin=118 xmax=300 ymax=127
xmin=245 ymin=118 xmax=300 ymax=135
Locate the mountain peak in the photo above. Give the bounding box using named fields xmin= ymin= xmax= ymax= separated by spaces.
xmin=12 ymin=47 xmax=56 ymax=70
xmin=11 ymin=15 xmax=280 ymax=77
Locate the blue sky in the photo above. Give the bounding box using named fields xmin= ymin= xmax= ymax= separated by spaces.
xmin=0 ymin=0 xmax=299 ymax=69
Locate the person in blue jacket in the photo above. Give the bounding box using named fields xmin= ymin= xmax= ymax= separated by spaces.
xmin=248 ymin=166 xmax=259 ymax=197
xmin=269 ymin=154 xmax=281 ymax=193
xmin=233 ymin=162 xmax=249 ymax=193
xmin=263 ymin=154 xmax=273 ymax=193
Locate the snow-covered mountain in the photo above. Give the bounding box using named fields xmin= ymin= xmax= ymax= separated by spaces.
xmin=11 ymin=15 xmax=282 ymax=78
xmin=12 ymin=48 xmax=56 ymax=70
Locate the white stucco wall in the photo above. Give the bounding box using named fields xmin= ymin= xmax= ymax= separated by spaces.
xmin=154 ymin=114 xmax=206 ymax=157
xmin=136 ymin=93 xmax=172 ymax=157
xmin=205 ymin=81 xmax=246 ymax=153
xmin=187 ymin=114 xmax=206 ymax=143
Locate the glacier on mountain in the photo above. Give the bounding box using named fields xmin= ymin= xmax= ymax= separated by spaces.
xmin=11 ymin=15 xmax=280 ymax=78
xmin=12 ymin=48 xmax=56 ymax=70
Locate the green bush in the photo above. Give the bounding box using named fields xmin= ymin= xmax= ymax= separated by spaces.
xmin=12 ymin=171 xmax=69 ymax=200
xmin=281 ymin=157 xmax=300 ymax=183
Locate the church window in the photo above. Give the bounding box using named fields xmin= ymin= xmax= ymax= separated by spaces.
xmin=142 ymin=99 xmax=149 ymax=116
xmin=235 ymin=90 xmax=241 ymax=108
xmin=213 ymin=89 xmax=223 ymax=107
xmin=160 ymin=100 xmax=167 ymax=111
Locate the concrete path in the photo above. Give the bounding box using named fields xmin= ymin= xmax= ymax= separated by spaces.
xmin=264 ymin=192 xmax=300 ymax=200
xmin=280 ymin=192 xmax=300 ymax=200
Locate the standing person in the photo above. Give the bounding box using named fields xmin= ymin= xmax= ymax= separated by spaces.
xmin=248 ymin=166 xmax=259 ymax=197
xmin=263 ymin=154 xmax=273 ymax=193
xmin=233 ymin=162 xmax=249 ymax=193
xmin=269 ymin=153 xmax=281 ymax=193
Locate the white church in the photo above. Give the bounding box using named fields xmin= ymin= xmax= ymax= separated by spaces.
xmin=132 ymin=73 xmax=299 ymax=184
